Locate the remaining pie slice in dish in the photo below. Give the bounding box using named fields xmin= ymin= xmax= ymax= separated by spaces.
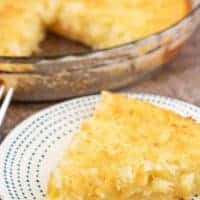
xmin=0 ymin=0 xmax=60 ymax=56
xmin=47 ymin=91 xmax=200 ymax=200
xmin=51 ymin=0 xmax=191 ymax=49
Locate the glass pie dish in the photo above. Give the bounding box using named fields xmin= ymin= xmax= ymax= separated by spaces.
xmin=0 ymin=0 xmax=200 ymax=101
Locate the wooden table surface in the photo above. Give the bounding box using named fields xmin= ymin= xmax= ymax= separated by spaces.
xmin=1 ymin=26 xmax=200 ymax=140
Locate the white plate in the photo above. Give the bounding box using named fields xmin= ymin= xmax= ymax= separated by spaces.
xmin=0 ymin=93 xmax=200 ymax=200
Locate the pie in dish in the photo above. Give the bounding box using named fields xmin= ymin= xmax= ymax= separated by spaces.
xmin=47 ymin=92 xmax=200 ymax=200
xmin=0 ymin=0 xmax=191 ymax=56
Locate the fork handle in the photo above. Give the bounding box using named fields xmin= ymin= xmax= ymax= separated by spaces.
xmin=0 ymin=88 xmax=14 ymax=138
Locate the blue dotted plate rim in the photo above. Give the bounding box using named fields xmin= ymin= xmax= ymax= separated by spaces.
xmin=0 ymin=93 xmax=200 ymax=200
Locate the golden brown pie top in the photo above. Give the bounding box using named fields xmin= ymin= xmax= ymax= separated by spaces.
xmin=47 ymin=91 xmax=200 ymax=200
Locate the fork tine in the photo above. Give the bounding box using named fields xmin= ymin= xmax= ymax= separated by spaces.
xmin=0 ymin=88 xmax=14 ymax=127
xmin=0 ymin=85 xmax=5 ymax=100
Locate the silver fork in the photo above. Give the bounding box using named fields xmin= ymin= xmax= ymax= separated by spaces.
xmin=0 ymin=86 xmax=14 ymax=138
